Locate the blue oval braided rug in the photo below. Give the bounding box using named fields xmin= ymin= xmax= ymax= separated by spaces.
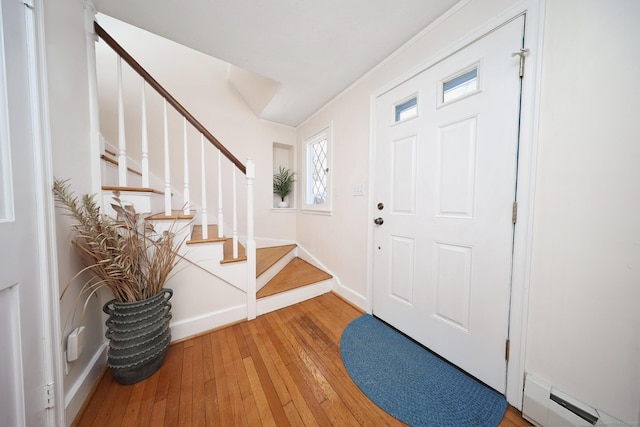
xmin=340 ymin=314 xmax=507 ymax=427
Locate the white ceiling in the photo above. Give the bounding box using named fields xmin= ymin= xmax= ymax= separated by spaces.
xmin=96 ymin=0 xmax=460 ymax=127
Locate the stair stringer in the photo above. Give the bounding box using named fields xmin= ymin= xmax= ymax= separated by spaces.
xmin=163 ymin=256 xmax=247 ymax=342
xmin=150 ymin=218 xmax=249 ymax=293
xmin=183 ymin=243 xmax=247 ymax=292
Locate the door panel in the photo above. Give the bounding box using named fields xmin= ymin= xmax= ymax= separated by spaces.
xmin=437 ymin=117 xmax=477 ymax=218
xmin=373 ymin=16 xmax=525 ymax=393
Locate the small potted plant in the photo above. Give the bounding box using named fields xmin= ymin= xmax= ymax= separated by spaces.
xmin=273 ymin=166 xmax=295 ymax=208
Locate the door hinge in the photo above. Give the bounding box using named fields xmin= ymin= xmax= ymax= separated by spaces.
xmin=44 ymin=382 xmax=55 ymax=409
xmin=23 ymin=0 xmax=34 ymax=9
xmin=505 ymin=339 xmax=511 ymax=362
xmin=511 ymin=48 xmax=530 ymax=78
xmin=512 ymin=201 xmax=518 ymax=224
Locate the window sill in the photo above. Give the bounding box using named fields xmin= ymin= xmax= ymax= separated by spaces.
xmin=301 ymin=208 xmax=332 ymax=216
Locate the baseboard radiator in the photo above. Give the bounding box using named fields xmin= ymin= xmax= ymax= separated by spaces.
xmin=522 ymin=374 xmax=628 ymax=427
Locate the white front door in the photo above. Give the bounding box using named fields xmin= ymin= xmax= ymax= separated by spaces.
xmin=0 ymin=0 xmax=53 ymax=425
xmin=373 ymin=16 xmax=525 ymax=393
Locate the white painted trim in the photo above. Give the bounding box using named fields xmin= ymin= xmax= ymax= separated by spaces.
xmin=506 ymin=0 xmax=545 ymax=409
xmin=26 ymin=1 xmax=66 ymax=425
xmin=64 ymin=343 xmax=107 ymax=425
xmin=366 ymin=0 xmax=544 ymax=410
xmin=169 ymin=304 xmax=246 ymax=342
xmin=300 ymin=122 xmax=333 ymax=213
xmin=333 ymin=281 xmax=366 ymax=311
xmin=254 ymin=237 xmax=295 ymax=248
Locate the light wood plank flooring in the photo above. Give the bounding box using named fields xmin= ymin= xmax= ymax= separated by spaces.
xmin=73 ymin=293 xmax=531 ymax=426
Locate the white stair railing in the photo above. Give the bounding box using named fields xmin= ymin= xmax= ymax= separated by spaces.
xmin=163 ymin=99 xmax=172 ymax=216
xmin=140 ymin=79 xmax=150 ymax=188
xmin=200 ymin=134 xmax=208 ymax=239
xmin=217 ymin=149 xmax=224 ymax=239
xmin=232 ymin=167 xmax=238 ymax=258
xmin=96 ymin=21 xmax=252 ymax=270
xmin=117 ymin=56 xmax=127 ymax=186
xmin=183 ymin=118 xmax=190 ymax=215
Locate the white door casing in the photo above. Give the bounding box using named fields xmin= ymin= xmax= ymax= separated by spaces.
xmin=0 ymin=0 xmax=58 ymax=425
xmin=372 ymin=16 xmax=525 ymax=393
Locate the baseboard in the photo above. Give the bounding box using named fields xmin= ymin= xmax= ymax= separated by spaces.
xmin=333 ymin=281 xmax=367 ymax=310
xmin=169 ymin=304 xmax=247 ymax=342
xmin=65 ymin=343 xmax=107 ymax=426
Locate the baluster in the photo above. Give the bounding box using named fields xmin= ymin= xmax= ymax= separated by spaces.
xmin=140 ymin=79 xmax=149 ymax=188
xmin=117 ymin=56 xmax=127 ymax=186
xmin=232 ymin=166 xmax=238 ymax=259
xmin=163 ymin=100 xmax=171 ymax=216
xmin=246 ymin=158 xmax=256 ymax=320
xmin=183 ymin=118 xmax=190 ymax=215
xmin=200 ymin=134 xmax=208 ymax=239
xmin=217 ymin=149 xmax=223 ymax=239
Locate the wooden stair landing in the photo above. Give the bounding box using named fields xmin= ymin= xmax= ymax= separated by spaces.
xmin=257 ymin=257 xmax=332 ymax=299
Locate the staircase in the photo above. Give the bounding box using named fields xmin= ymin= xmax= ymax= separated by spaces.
xmin=95 ymin=23 xmax=334 ymax=341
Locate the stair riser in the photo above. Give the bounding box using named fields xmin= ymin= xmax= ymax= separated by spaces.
xmin=256 ymin=279 xmax=334 ymax=316
xmin=102 ymin=191 xmax=163 ymax=217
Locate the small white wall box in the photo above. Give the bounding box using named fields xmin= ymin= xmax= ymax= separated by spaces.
xmin=66 ymin=326 xmax=85 ymax=362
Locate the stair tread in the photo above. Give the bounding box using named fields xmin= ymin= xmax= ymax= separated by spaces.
xmin=221 ymin=239 xmax=247 ymax=264
xmin=257 ymin=257 xmax=332 ymax=299
xmin=256 ymin=244 xmax=297 ymax=278
xmin=102 ymin=185 xmax=163 ymax=195
xmin=146 ymin=210 xmax=195 ymax=220
xmin=101 ymin=155 xmax=142 ymax=177
xmin=188 ymin=225 xmax=225 ymax=244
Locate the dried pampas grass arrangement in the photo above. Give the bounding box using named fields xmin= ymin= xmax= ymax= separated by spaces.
xmin=53 ymin=179 xmax=184 ymax=314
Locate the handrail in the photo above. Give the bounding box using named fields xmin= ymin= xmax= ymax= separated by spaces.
xmin=94 ymin=21 xmax=247 ymax=175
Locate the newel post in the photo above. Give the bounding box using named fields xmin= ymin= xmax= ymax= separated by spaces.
xmin=246 ymin=158 xmax=257 ymax=320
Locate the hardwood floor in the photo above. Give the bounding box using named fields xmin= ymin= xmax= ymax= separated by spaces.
xmin=73 ymin=293 xmax=531 ymax=426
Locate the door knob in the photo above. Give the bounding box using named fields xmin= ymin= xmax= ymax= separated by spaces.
xmin=374 ymin=217 xmax=384 ymax=225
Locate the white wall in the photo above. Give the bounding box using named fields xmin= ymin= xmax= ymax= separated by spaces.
xmin=525 ymin=1 xmax=640 ymax=424
xmin=43 ymin=0 xmax=106 ymax=423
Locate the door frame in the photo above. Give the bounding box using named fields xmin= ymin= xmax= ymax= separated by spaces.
xmin=22 ymin=1 xmax=65 ymax=425
xmin=366 ymin=0 xmax=545 ymax=408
